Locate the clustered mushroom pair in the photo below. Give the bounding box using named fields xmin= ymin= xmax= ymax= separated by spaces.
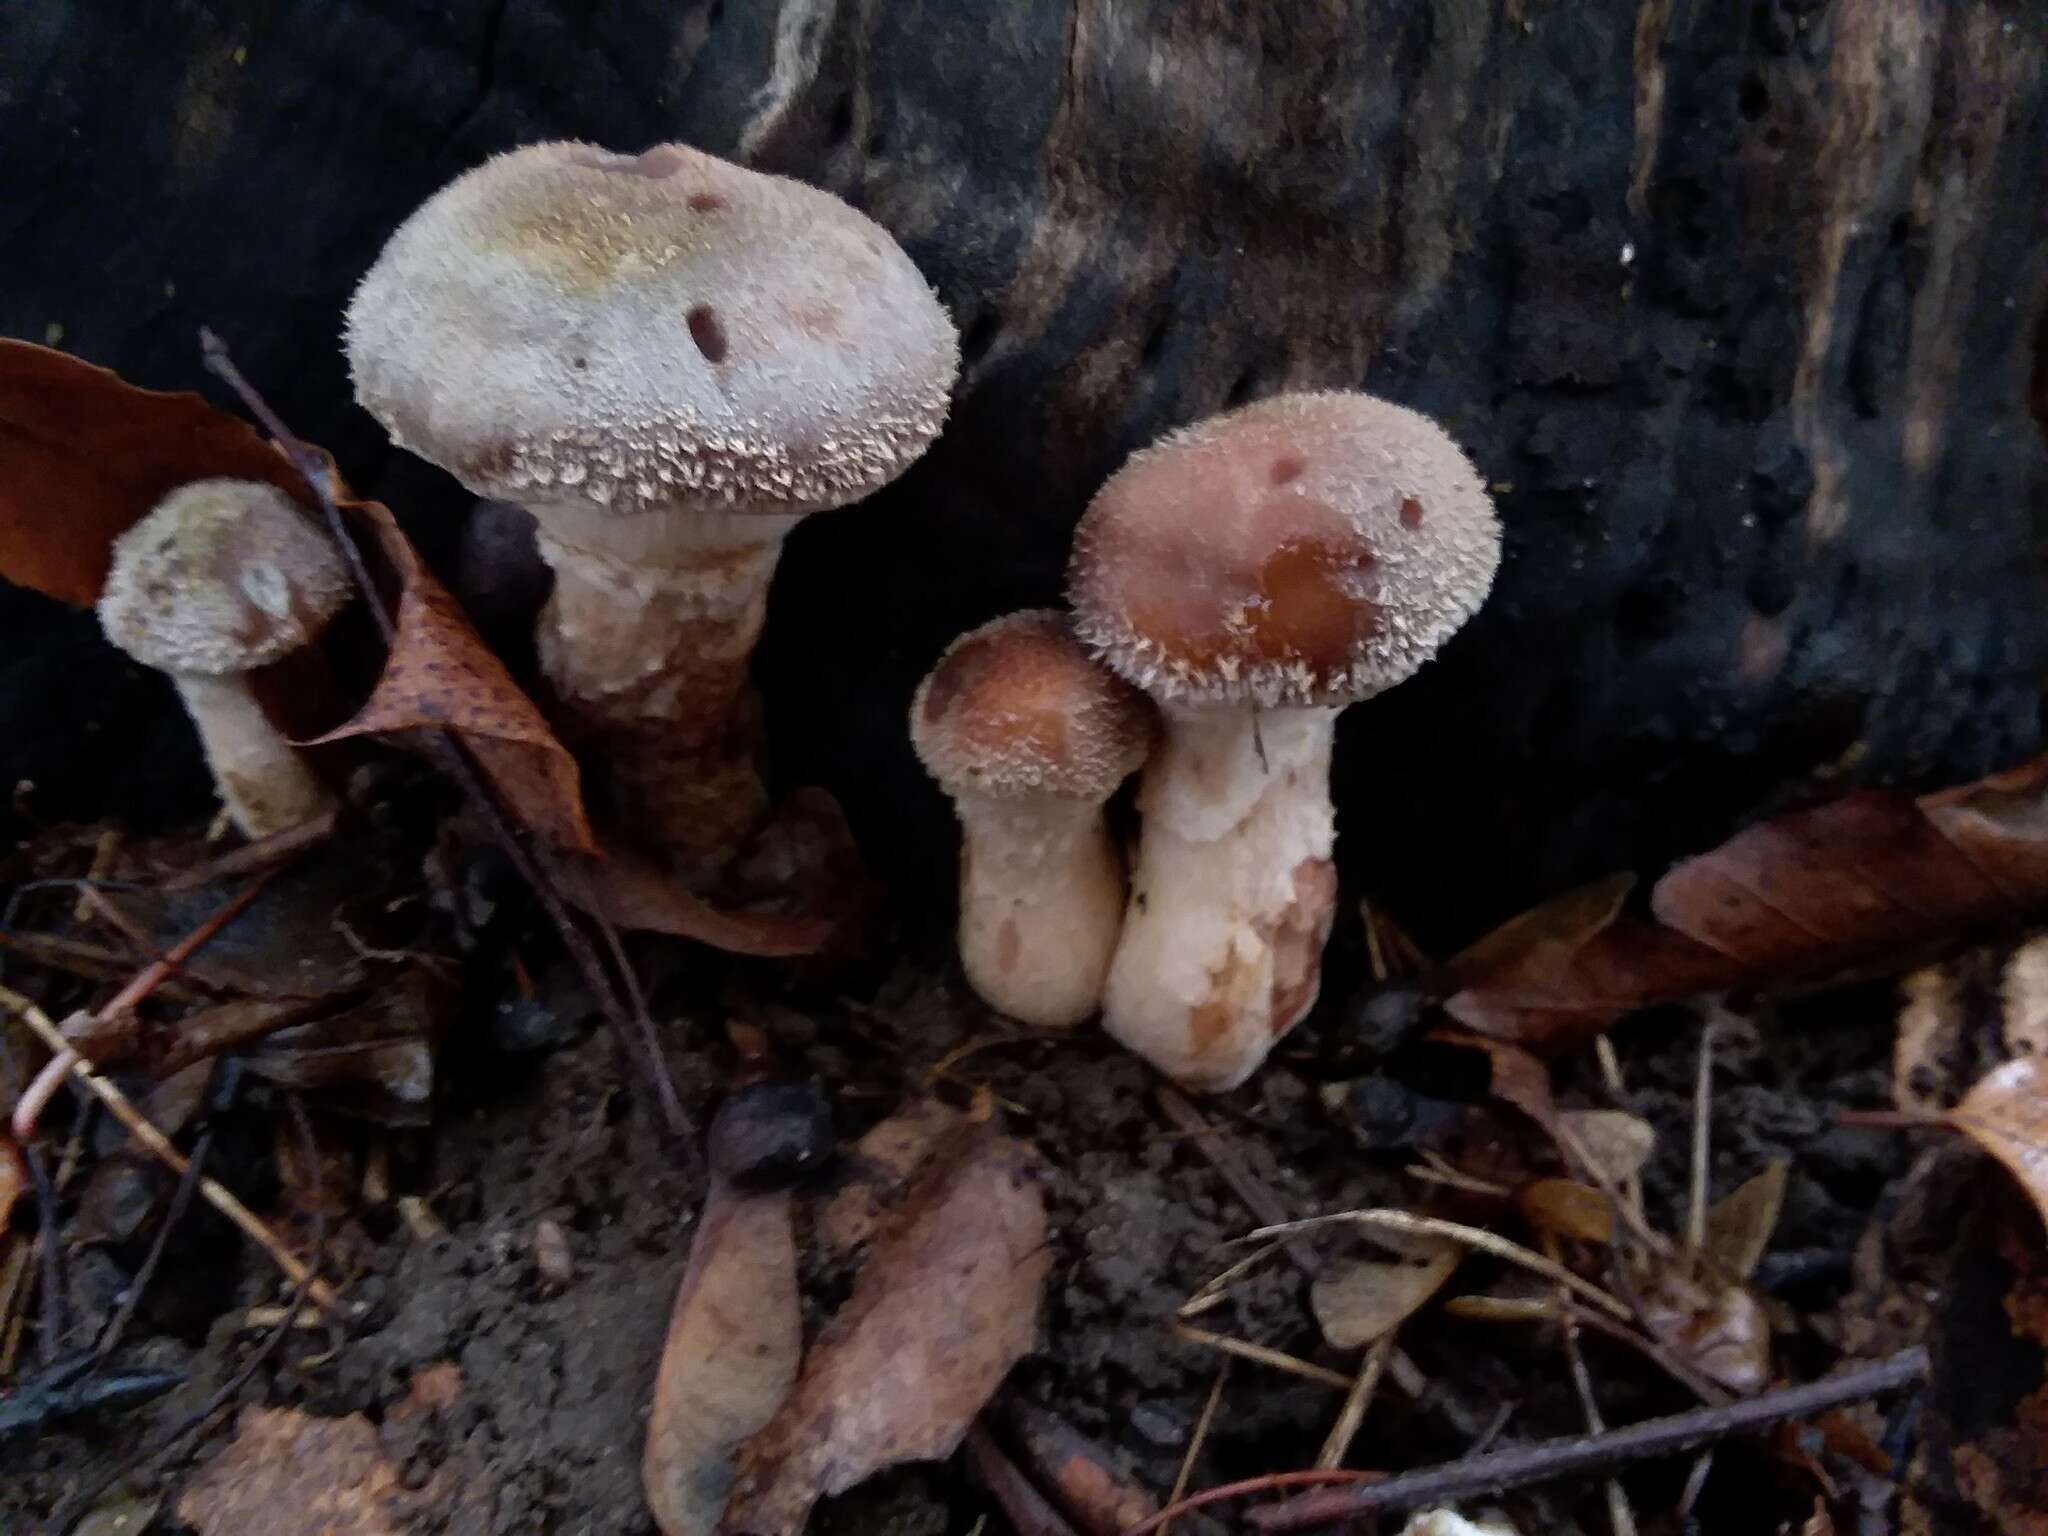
xmin=100 ymin=141 xmax=958 ymax=877
xmin=913 ymin=394 xmax=1503 ymax=1090
xmin=94 ymin=138 xmax=1502 ymax=1098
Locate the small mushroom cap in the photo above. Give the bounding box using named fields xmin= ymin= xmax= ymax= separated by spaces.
xmin=911 ymin=610 xmax=1157 ymax=802
xmin=1067 ymin=391 xmax=1501 ymax=709
xmin=98 ymin=479 xmax=351 ymax=675
xmin=345 ymin=140 xmax=960 ymax=519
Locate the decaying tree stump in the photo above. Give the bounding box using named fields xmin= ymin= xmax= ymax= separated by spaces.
xmin=3 ymin=0 xmax=2043 ymax=933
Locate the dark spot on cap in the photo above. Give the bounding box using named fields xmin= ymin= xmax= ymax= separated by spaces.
xmin=1270 ymin=454 xmax=1306 ymax=486
xmin=1399 ymin=496 xmax=1424 ymax=529
xmin=688 ymin=192 xmax=727 ymax=213
xmin=687 ymin=305 xmax=729 ymax=364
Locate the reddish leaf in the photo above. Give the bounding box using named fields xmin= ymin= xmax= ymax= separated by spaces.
xmin=310 ymin=496 xmax=596 ymax=854
xmin=1444 ymin=751 xmax=2048 ymax=1052
xmin=1438 ymin=873 xmax=1636 ymax=992
xmin=0 ymin=340 xmax=310 ymax=605
xmin=559 ymin=843 xmax=836 ymax=957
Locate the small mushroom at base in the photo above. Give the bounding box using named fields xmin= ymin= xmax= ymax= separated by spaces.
xmin=96 ymin=479 xmax=352 ymax=838
xmin=910 ymin=611 xmax=1156 ymax=1028
xmin=1068 ymin=391 xmax=1501 ymax=1090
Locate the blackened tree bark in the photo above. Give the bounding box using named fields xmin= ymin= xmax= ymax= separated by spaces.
xmin=3 ymin=0 xmax=2044 ymax=937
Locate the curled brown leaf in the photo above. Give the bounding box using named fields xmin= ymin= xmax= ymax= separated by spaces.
xmin=0 ymin=340 xmax=311 ymax=606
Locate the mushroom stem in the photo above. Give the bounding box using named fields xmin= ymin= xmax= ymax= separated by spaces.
xmin=1102 ymin=705 xmax=1342 ymax=1091
xmin=171 ymin=671 xmax=336 ymax=838
xmin=529 ymin=506 xmax=805 ymax=881
xmin=952 ymin=794 xmax=1128 ymax=1029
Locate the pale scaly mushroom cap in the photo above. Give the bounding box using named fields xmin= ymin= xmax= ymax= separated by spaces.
xmin=344 ymin=140 xmax=960 ymax=519
xmin=911 ymin=610 xmax=1157 ymax=802
xmin=1067 ymin=392 xmax=1502 ymax=709
xmin=98 ymin=479 xmax=352 ymax=676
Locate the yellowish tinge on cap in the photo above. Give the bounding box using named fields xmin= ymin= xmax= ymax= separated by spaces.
xmin=344 ymin=140 xmax=961 ymax=520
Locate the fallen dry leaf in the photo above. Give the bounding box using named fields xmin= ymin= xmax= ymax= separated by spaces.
xmin=721 ymin=1122 xmax=1050 ymax=1536
xmin=1634 ymin=1264 xmax=1773 ymax=1396
xmin=1433 ymin=1030 xmax=1559 ymax=1134
xmin=1311 ymin=1238 xmax=1460 ymax=1349
xmin=644 ymin=1189 xmax=802 ymax=1536
xmin=1516 ymin=1178 xmax=1614 ymax=1247
xmin=1704 ymin=1160 xmax=1789 ymax=1282
xmin=559 ymin=840 xmax=835 ymax=957
xmin=1444 ymin=755 xmax=2048 ymax=1052
xmin=175 ymin=1406 xmax=408 ymax=1536
xmin=1946 ymin=1056 xmax=2048 ymax=1231
xmin=312 ymin=494 xmax=595 ymax=854
xmin=1557 ymin=1109 xmax=1655 ymax=1187
xmin=1439 ymin=873 xmax=1636 ymax=993
xmin=0 ymin=340 xmax=312 ymax=606
xmin=817 ymin=1097 xmax=979 ymax=1257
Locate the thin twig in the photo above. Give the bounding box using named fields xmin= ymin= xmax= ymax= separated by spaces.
xmin=1157 ymin=1087 xmax=1458 ymax=1423
xmin=199 ymin=332 xmax=691 ymax=1155
xmin=1247 ymin=1348 xmax=1930 ymax=1532
xmin=1688 ymin=1012 xmax=1718 ymax=1253
xmin=1252 ymin=1211 xmax=1635 ymax=1323
xmin=12 ymin=873 xmax=277 ymax=1143
xmin=1162 ymin=1366 xmax=1228 ymax=1536
xmin=1 ymin=986 xmax=341 ymax=1315
xmin=43 ymin=1095 xmax=330 ymax=1536
xmin=1172 ymin=1324 xmax=1354 ymax=1391
xmin=23 ymin=1144 xmax=65 ymax=1364
xmin=1117 ymin=1471 xmax=1381 ymax=1536
xmin=1553 ymin=1233 xmax=1637 ymax=1536
xmin=1316 ymin=1334 xmax=1393 ymax=1470
xmin=1676 ymin=1449 xmax=1714 ymax=1520
xmin=966 ymin=1421 xmax=1082 ymax=1536
xmin=93 ymin=1061 xmax=235 ymax=1364
xmin=160 ymin=809 xmax=338 ymax=889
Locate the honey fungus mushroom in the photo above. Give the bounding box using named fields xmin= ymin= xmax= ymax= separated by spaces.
xmin=1067 ymin=392 xmax=1502 ymax=1090
xmin=345 ymin=140 xmax=960 ymax=878
xmin=911 ymin=611 xmax=1156 ymax=1029
xmin=97 ymin=479 xmax=352 ymax=838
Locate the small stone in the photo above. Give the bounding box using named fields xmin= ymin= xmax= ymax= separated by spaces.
xmin=1128 ymin=1398 xmax=1191 ymax=1449
xmin=533 ymin=1219 xmax=573 ymax=1287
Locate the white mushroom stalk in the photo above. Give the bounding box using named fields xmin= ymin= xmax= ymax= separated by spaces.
xmin=345 ymin=139 xmax=959 ymax=879
xmin=1068 ymin=391 xmax=1502 ymax=1090
xmin=97 ymin=479 xmax=352 ymax=838
xmin=911 ymin=611 xmax=1156 ymax=1029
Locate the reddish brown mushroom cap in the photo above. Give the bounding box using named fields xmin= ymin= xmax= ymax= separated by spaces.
xmin=910 ymin=610 xmax=1156 ymax=801
xmin=1067 ymin=392 xmax=1501 ymax=708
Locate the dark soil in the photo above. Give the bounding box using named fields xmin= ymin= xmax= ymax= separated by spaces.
xmin=0 ymin=807 xmax=1942 ymax=1536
